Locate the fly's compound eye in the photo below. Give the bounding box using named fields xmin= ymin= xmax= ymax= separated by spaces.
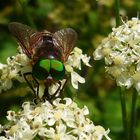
xmin=32 ymin=59 xmax=65 ymax=81
xmin=50 ymin=60 xmax=65 ymax=81
xmin=32 ymin=59 xmax=50 ymax=80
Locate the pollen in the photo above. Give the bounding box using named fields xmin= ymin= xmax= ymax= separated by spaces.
xmin=54 ymin=111 xmax=62 ymax=120
xmin=54 ymin=134 xmax=60 ymax=140
xmin=113 ymin=56 xmax=124 ymax=65
xmin=32 ymin=107 xmax=43 ymax=116
xmin=132 ymin=72 xmax=140 ymax=81
xmin=9 ymin=124 xmax=19 ymax=135
xmin=102 ymin=48 xmax=111 ymax=56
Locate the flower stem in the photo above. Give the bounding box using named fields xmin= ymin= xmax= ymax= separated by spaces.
xmin=120 ymin=87 xmax=129 ymax=140
xmin=114 ymin=0 xmax=120 ymax=26
xmin=129 ymin=89 xmax=138 ymax=140
xmin=115 ymin=0 xmax=129 ymax=138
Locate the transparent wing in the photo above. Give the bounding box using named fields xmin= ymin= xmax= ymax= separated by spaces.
xmin=8 ymin=22 xmax=37 ymax=58
xmin=53 ymin=28 xmax=77 ymax=62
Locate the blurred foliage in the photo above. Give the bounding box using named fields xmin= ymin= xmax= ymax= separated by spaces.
xmin=0 ymin=0 xmax=140 ymax=139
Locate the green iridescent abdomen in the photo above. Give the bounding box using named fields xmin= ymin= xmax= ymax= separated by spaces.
xmin=32 ymin=59 xmax=65 ymax=81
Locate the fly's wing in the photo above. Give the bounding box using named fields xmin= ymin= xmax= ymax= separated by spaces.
xmin=52 ymin=28 xmax=77 ymax=62
xmin=8 ymin=22 xmax=37 ymax=58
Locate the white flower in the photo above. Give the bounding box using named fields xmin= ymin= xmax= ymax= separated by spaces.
xmin=65 ymin=47 xmax=91 ymax=89
xmin=93 ymin=17 xmax=140 ymax=92
xmin=81 ymin=54 xmax=91 ymax=67
xmin=0 ymin=98 xmax=110 ymax=140
xmin=67 ymin=47 xmax=83 ymax=70
xmin=6 ymin=111 xmax=17 ymax=122
xmin=0 ymin=64 xmax=13 ymax=93
xmin=6 ymin=53 xmax=31 ymax=82
xmin=93 ymin=126 xmax=111 ymax=140
xmin=0 ymin=124 xmax=4 ymax=134
xmin=71 ymin=71 xmax=85 ymax=89
xmin=46 ymin=123 xmax=77 ymax=140
xmin=67 ymin=47 xmax=91 ymax=70
xmin=0 ymin=136 xmax=9 ymax=140
xmin=5 ymin=120 xmax=36 ymax=140
xmin=0 ymin=53 xmax=31 ymax=93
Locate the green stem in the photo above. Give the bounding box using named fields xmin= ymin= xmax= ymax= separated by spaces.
xmin=120 ymin=87 xmax=129 ymax=140
xmin=114 ymin=0 xmax=120 ymax=27
xmin=129 ymin=89 xmax=138 ymax=140
xmin=18 ymin=0 xmax=36 ymax=28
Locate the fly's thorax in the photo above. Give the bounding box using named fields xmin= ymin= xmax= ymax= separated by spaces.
xmin=32 ymin=58 xmax=65 ymax=81
xmin=32 ymin=34 xmax=62 ymax=60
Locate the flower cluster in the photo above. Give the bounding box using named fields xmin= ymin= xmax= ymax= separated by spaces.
xmin=65 ymin=47 xmax=91 ymax=89
xmin=0 ymin=53 xmax=31 ymax=93
xmin=0 ymin=46 xmax=90 ymax=94
xmin=0 ymin=98 xmax=110 ymax=140
xmin=93 ymin=17 xmax=140 ymax=92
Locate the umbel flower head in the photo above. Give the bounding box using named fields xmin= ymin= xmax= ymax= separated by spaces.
xmin=0 ymin=46 xmax=91 ymax=96
xmin=93 ymin=17 xmax=140 ymax=92
xmin=0 ymin=53 xmax=31 ymax=93
xmin=0 ymin=98 xmax=110 ymax=140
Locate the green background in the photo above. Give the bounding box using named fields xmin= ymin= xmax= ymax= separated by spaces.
xmin=0 ymin=0 xmax=140 ymax=139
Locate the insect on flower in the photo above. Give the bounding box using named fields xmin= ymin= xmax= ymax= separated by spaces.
xmin=8 ymin=22 xmax=77 ymax=102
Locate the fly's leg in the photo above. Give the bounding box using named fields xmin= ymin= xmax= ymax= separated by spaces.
xmin=50 ymin=78 xmax=68 ymax=101
xmin=50 ymin=81 xmax=62 ymax=100
xmin=43 ymin=77 xmax=68 ymax=102
xmin=43 ymin=85 xmax=49 ymax=101
xmin=23 ymin=72 xmax=39 ymax=102
xmin=43 ymin=81 xmax=62 ymax=102
xmin=58 ymin=78 xmax=68 ymax=99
